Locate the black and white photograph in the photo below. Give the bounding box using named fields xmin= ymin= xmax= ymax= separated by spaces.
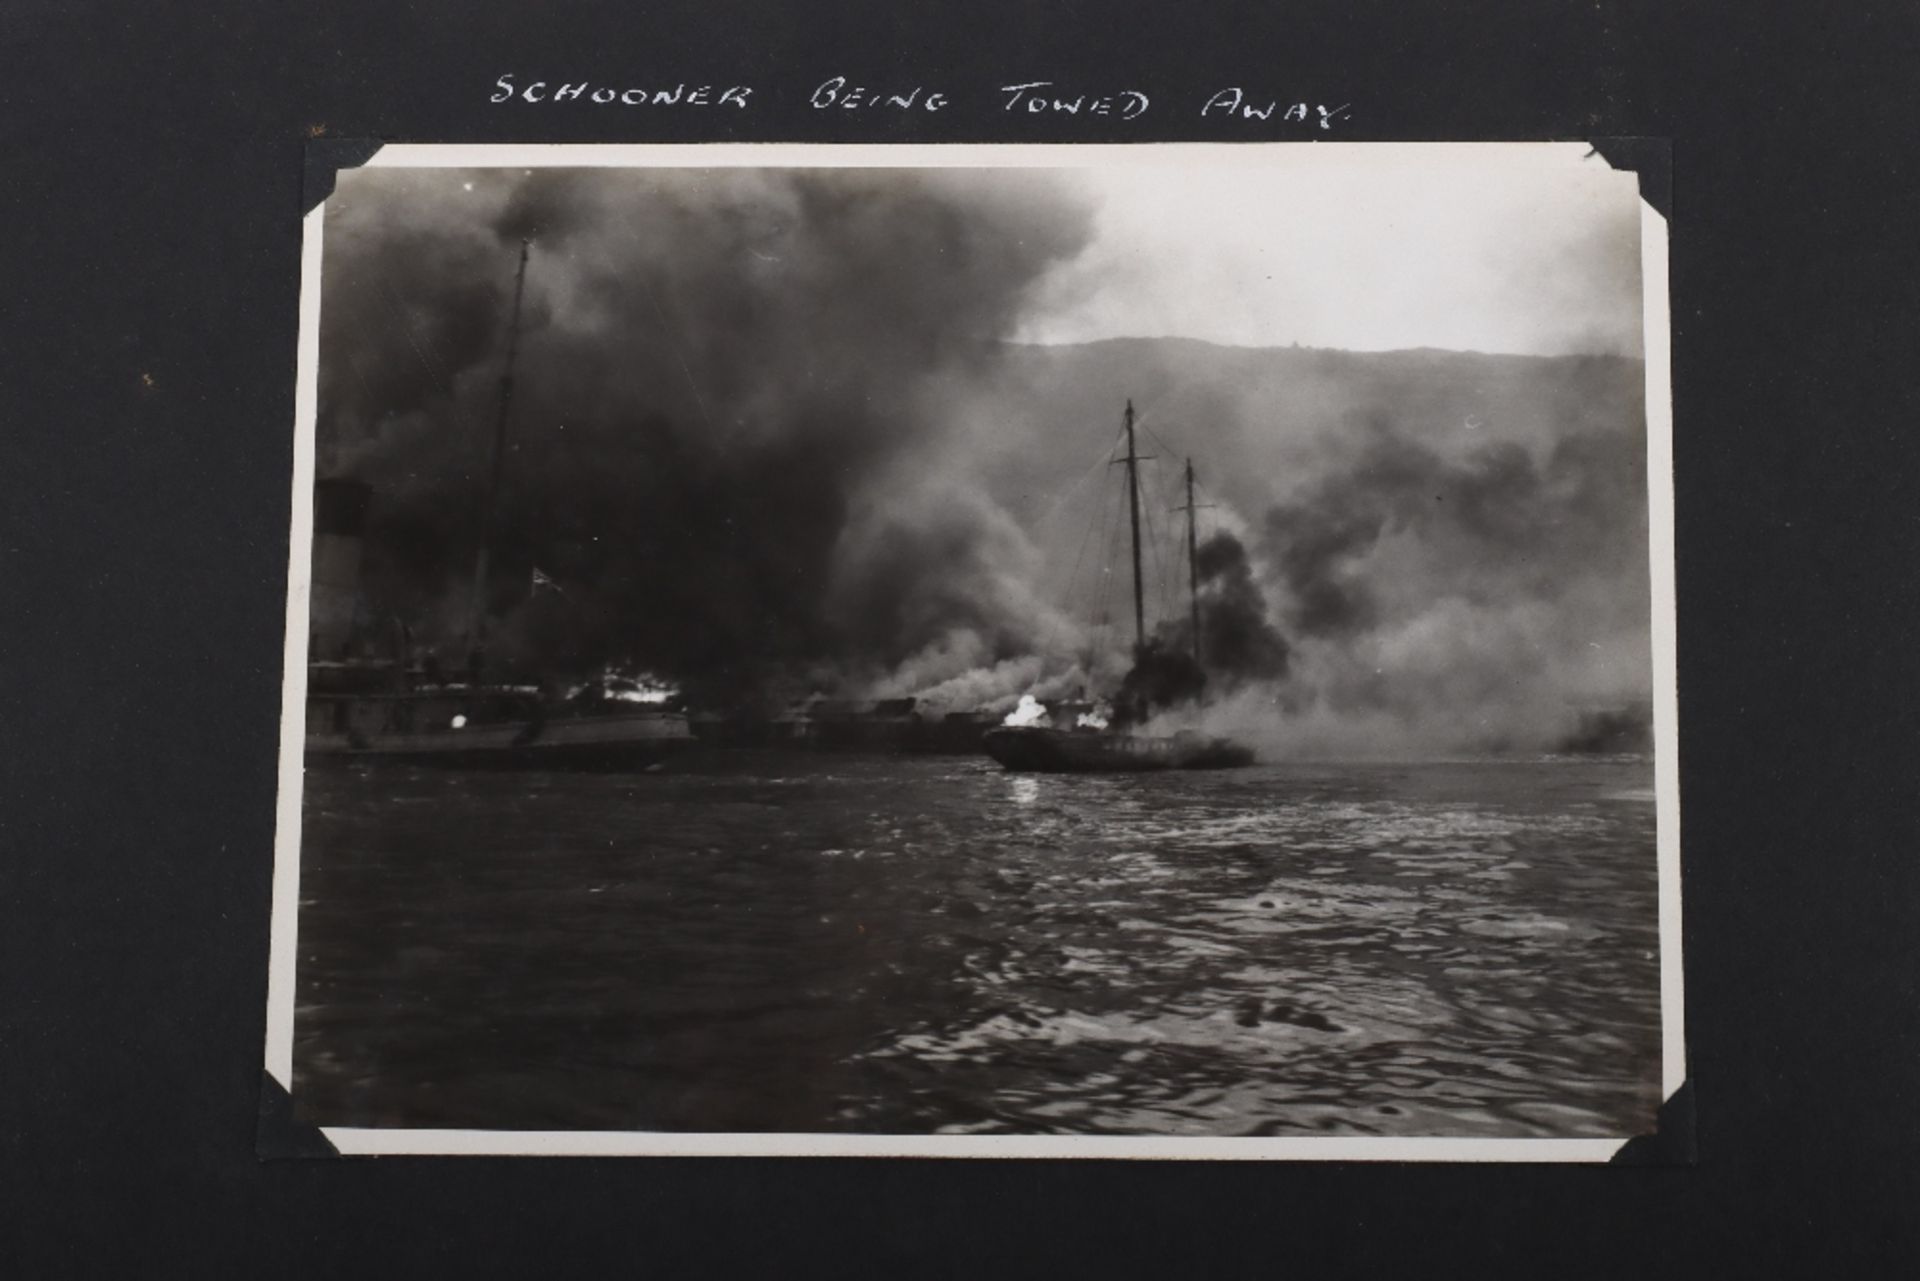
xmin=267 ymin=143 xmax=1679 ymax=1157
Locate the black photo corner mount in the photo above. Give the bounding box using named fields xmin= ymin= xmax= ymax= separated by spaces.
xmin=1588 ymin=137 xmax=1673 ymax=221
xmin=1609 ymin=1080 xmax=1697 ymax=1165
xmin=257 ymin=1070 xmax=341 ymax=1160
xmin=303 ymin=139 xmax=387 ymax=215
xmin=1591 ymin=131 xmax=1684 ymax=1167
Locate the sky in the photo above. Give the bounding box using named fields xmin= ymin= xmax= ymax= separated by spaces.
xmin=1013 ymin=144 xmax=1646 ymax=356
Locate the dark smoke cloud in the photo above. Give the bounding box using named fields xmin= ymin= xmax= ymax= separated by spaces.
xmin=1114 ymin=643 xmax=1207 ymax=726
xmin=1188 ymin=407 xmax=1657 ymax=755
xmin=315 ymin=165 xmax=1653 ymax=755
xmin=317 ymin=167 xmax=1094 ymax=693
xmin=1136 ymin=388 xmax=1651 ymax=755
xmin=1264 ymin=415 xmax=1647 ymax=644
xmin=1176 ymin=530 xmax=1291 ymax=680
xmin=1122 ymin=529 xmax=1290 ymax=724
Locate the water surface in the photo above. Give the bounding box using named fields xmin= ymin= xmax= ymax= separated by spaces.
xmin=294 ymin=752 xmax=1662 ymax=1137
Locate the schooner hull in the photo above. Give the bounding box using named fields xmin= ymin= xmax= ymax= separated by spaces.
xmin=982 ymin=726 xmax=1253 ymax=773
xmin=306 ymin=711 xmax=697 ymax=771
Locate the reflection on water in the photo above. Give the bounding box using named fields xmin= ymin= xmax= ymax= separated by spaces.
xmin=293 ymin=752 xmax=1662 ymax=1137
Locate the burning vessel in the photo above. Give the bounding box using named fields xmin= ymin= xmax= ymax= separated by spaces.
xmin=982 ymin=705 xmax=1253 ymax=772
xmin=982 ymin=401 xmax=1255 ymax=774
xmin=302 ymin=478 xmax=696 ymax=769
xmin=302 ymin=241 xmax=694 ymax=769
xmin=686 ymin=696 xmax=999 ymax=754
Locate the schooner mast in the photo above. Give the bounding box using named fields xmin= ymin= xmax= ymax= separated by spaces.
xmin=1181 ymin=458 xmax=1203 ymax=666
xmin=979 ymin=397 xmax=1254 ymax=771
xmin=466 ymin=238 xmax=532 ymax=665
xmin=1118 ymin=399 xmax=1150 ymax=654
xmin=1114 ymin=404 xmax=1209 ymax=666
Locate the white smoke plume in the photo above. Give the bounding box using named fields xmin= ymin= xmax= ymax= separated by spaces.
xmin=1001 ymin=694 xmax=1053 ymax=728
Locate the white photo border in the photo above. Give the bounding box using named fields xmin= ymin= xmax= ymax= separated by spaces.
xmin=265 ymin=141 xmax=1683 ymax=1161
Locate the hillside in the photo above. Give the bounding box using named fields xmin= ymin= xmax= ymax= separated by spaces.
xmin=961 ymin=338 xmax=1647 ymax=536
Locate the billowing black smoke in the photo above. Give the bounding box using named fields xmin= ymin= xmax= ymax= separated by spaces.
xmin=1170 ymin=530 xmax=1291 ymax=680
xmin=316 ymin=167 xmax=1094 ymax=698
xmin=1130 ymin=393 xmax=1652 ymax=755
xmin=1202 ymin=407 xmax=1656 ymax=755
xmin=1264 ymin=416 xmax=1646 ymax=644
xmin=1113 ymin=641 xmax=1207 ymax=727
xmin=1120 ymin=529 xmax=1291 ymax=724
xmin=315 ymin=166 xmax=1654 ymax=754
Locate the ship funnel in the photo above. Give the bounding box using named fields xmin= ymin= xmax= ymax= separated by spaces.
xmin=310 ymin=478 xmax=371 ymax=658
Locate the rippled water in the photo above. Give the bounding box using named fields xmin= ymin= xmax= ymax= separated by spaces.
xmin=293 ymin=752 xmax=1663 ymax=1137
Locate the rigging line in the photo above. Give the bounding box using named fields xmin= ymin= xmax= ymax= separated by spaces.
xmin=1152 ymin=460 xmax=1167 ymax=606
xmin=1044 ymin=459 xmax=1121 ymax=572
xmin=1139 ymin=422 xmax=1191 ymax=486
xmin=376 ymin=276 xmax=452 ymax=385
xmin=1148 ymin=447 xmax=1205 ymax=623
xmin=374 ymin=273 xmax=493 ymax=476
xmin=1159 ymin=462 xmax=1187 ymax=627
xmin=1045 ymin=431 xmax=1121 ymax=611
xmin=340 ymin=355 xmax=382 ymax=437
xmin=630 ymin=265 xmax=720 ymax=436
xmin=1138 ymin=462 xmax=1172 ymax=635
xmin=1149 ymin=466 xmax=1173 ymax=629
xmin=1127 ymin=436 xmax=1161 ymax=645
xmin=1128 ymin=402 xmax=1186 ymax=463
xmin=1135 ymin=459 xmax=1155 ymax=612
xmin=379 ymin=278 xmax=494 ymax=450
xmin=1097 ymin=456 xmax=1120 ymax=625
xmin=1062 ymin=435 xmax=1116 ymax=627
xmin=1186 ymin=472 xmax=1216 ymax=552
xmin=1056 ymin=462 xmax=1100 ymax=627
xmin=1079 ymin=419 xmax=1130 ymax=628
xmin=1125 ymin=386 xmax=1215 ymax=462
xmin=1127 ymin=412 xmax=1195 ymax=627
xmin=1060 ymin=421 xmax=1119 ymax=623
xmin=1036 ymin=429 xmax=1123 ymax=540
xmin=1157 ymin=501 xmax=1180 ymax=631
xmin=1096 ymin=456 xmax=1124 ymax=633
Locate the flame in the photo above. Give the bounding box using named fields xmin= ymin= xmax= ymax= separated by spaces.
xmin=566 ymin=668 xmax=680 ymax=705
xmin=607 ymin=685 xmax=674 ymax=705
xmin=1075 ymin=701 xmax=1112 ymax=730
xmin=1002 ymin=694 xmax=1052 ymax=728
